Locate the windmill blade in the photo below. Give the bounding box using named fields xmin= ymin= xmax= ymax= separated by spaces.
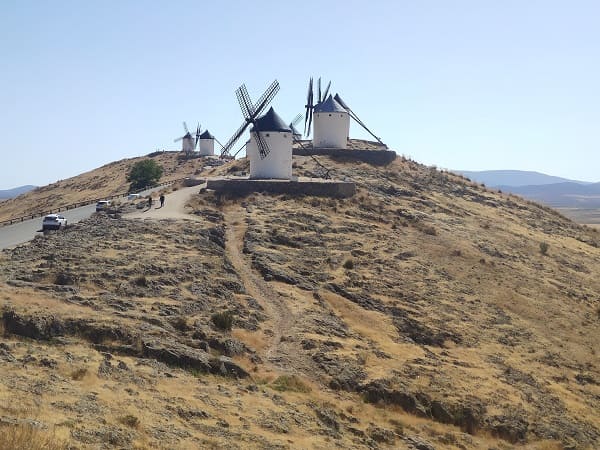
xmin=317 ymin=77 xmax=322 ymax=103
xmin=254 ymin=130 xmax=271 ymax=159
xmin=252 ymin=79 xmax=280 ymax=118
xmin=221 ymin=121 xmax=251 ymax=157
xmin=304 ymin=77 xmax=313 ymax=135
xmin=348 ymin=112 xmax=385 ymax=145
xmin=174 ymin=136 xmax=184 ymax=143
xmin=335 ymin=93 xmax=384 ymax=145
xmin=322 ymin=81 xmax=331 ymax=101
xmin=195 ymin=123 xmax=201 ymax=146
xmin=214 ymin=136 xmax=225 ymax=150
xmin=231 ymin=140 xmax=247 ymax=158
xmin=333 ymin=93 xmax=350 ymax=110
xmin=290 ymin=113 xmax=302 ymax=127
xmin=183 ymin=122 xmax=189 ymax=134
xmin=236 ymin=84 xmax=254 ymax=119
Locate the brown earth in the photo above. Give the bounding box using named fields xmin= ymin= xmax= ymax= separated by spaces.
xmin=0 ymin=147 xmax=599 ymax=449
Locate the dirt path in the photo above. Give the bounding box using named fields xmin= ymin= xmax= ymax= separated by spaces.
xmin=126 ymin=191 xmax=312 ymax=376
xmin=125 ymin=185 xmax=204 ymax=221
xmin=223 ymin=205 xmax=300 ymax=369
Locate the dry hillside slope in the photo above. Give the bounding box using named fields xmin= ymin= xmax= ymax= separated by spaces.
xmin=0 ymin=151 xmax=199 ymax=223
xmin=0 ymin=152 xmax=598 ymax=449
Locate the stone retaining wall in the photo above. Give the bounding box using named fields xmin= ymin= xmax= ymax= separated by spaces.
xmin=206 ymin=179 xmax=356 ymax=198
xmin=293 ymin=148 xmax=397 ymax=166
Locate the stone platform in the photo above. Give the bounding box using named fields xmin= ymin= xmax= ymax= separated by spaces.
xmin=293 ymin=139 xmax=397 ymax=166
xmin=206 ymin=176 xmax=355 ymax=198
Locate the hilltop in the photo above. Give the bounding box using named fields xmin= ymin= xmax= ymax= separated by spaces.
xmin=0 ymin=150 xmax=598 ymax=449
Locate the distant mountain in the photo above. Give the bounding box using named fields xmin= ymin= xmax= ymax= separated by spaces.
xmin=455 ymin=170 xmax=592 ymax=187
xmin=0 ymin=185 xmax=37 ymax=199
xmin=497 ymin=182 xmax=600 ymax=208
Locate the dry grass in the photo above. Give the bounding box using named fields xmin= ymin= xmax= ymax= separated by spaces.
xmin=0 ymin=424 xmax=67 ymax=450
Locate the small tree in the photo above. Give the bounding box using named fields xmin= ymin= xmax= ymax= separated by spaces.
xmin=539 ymin=242 xmax=549 ymax=255
xmin=127 ymin=159 xmax=163 ymax=191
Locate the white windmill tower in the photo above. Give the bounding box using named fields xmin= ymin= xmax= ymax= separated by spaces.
xmin=197 ymin=130 xmax=216 ymax=156
xmin=312 ymin=95 xmax=350 ymax=149
xmin=246 ymin=107 xmax=293 ymax=179
xmin=174 ymin=122 xmax=196 ymax=157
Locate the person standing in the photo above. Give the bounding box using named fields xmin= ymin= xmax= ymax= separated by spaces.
xmin=147 ymin=196 xmax=153 ymax=209
xmin=159 ymin=194 xmax=165 ymax=208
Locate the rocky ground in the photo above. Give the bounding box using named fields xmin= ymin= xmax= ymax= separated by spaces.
xmin=0 ymin=151 xmax=598 ymax=449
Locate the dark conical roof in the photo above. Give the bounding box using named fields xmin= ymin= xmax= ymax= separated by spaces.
xmin=199 ymin=130 xmax=214 ymax=139
xmin=250 ymin=107 xmax=291 ymax=133
xmin=314 ymin=94 xmax=347 ymax=113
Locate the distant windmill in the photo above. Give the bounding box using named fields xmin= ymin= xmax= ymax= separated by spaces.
xmin=220 ymin=80 xmax=280 ymax=159
xmin=198 ymin=129 xmax=217 ymax=156
xmin=303 ymin=77 xmax=331 ymax=136
xmin=174 ymin=122 xmax=196 ymax=157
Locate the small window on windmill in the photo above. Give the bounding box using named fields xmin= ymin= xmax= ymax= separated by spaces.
xmin=329 ymin=113 xmax=332 ymax=117
xmin=266 ymin=133 xmax=270 ymax=137
xmin=283 ymin=134 xmax=287 ymax=138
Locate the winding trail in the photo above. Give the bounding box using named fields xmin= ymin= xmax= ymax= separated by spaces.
xmin=126 ymin=186 xmax=311 ymax=375
xmin=223 ymin=205 xmax=297 ymax=368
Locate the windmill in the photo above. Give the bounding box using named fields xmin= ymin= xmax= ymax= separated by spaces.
xmin=174 ymin=122 xmax=196 ymax=157
xmin=220 ymin=80 xmax=280 ymax=159
xmin=303 ymin=77 xmax=331 ymax=136
xmin=333 ymin=94 xmax=385 ymax=146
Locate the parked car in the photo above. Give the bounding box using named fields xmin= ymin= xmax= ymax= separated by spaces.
xmin=42 ymin=214 xmax=67 ymax=231
xmin=95 ymin=200 xmax=111 ymax=212
xmin=127 ymin=193 xmax=141 ymax=200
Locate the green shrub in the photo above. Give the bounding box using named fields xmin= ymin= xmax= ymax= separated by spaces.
xmin=271 ymin=375 xmax=311 ymax=393
xmin=343 ymin=259 xmax=354 ymax=270
xmin=127 ymin=159 xmax=164 ymax=191
xmin=540 ymin=242 xmax=549 ymax=255
xmin=211 ymin=311 xmax=234 ymax=331
xmin=71 ymin=367 xmax=88 ymax=380
xmin=133 ymin=275 xmax=148 ymax=287
xmin=117 ymin=414 xmax=140 ymax=428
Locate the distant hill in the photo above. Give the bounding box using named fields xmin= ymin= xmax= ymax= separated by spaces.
xmin=455 ymin=170 xmax=592 ymax=187
xmin=0 ymin=185 xmax=37 ymax=199
xmin=498 ymin=181 xmax=600 ymax=208
xmin=454 ymin=170 xmax=599 ymax=209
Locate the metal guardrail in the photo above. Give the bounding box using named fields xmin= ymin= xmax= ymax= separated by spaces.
xmin=0 ymin=178 xmax=186 ymax=228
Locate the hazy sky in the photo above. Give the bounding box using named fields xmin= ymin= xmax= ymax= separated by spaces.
xmin=1 ymin=1 xmax=599 ymax=189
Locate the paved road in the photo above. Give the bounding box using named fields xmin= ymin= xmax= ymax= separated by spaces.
xmin=0 ymin=204 xmax=96 ymax=250
xmin=0 ymin=186 xmax=171 ymax=250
